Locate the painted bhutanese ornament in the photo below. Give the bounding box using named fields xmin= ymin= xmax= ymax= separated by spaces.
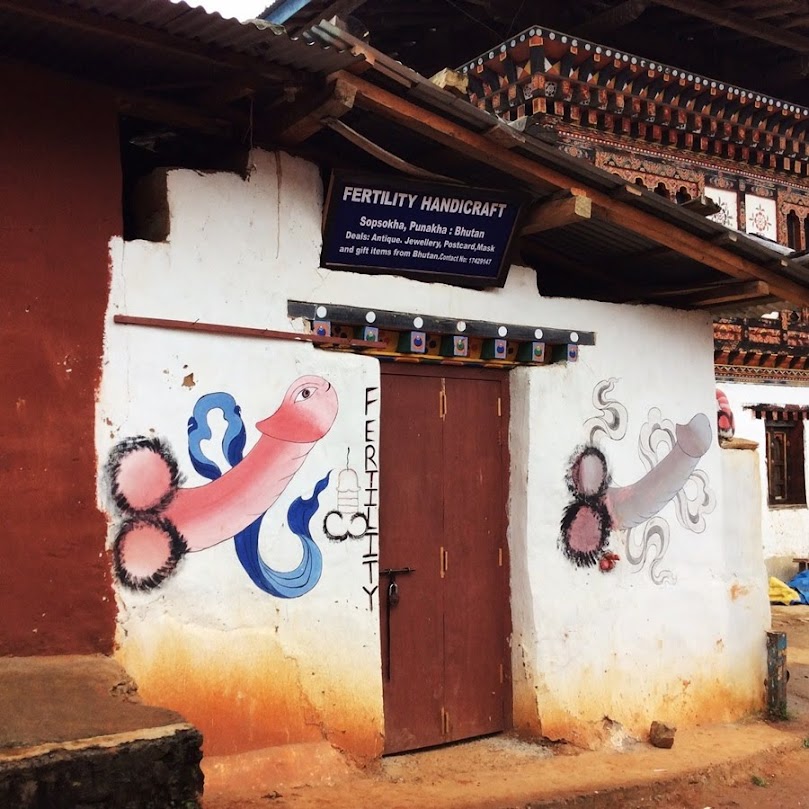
xmin=323 ymin=459 xmax=369 ymax=542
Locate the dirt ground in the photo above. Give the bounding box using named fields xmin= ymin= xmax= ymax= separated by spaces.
xmin=203 ymin=606 xmax=809 ymax=809
xmin=648 ymin=605 xmax=809 ymax=809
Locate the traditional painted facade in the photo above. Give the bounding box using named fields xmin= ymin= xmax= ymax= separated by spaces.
xmin=4 ymin=1 xmax=808 ymax=783
xmin=461 ymin=26 xmax=809 ymax=248
xmin=455 ymin=24 xmax=809 ymax=582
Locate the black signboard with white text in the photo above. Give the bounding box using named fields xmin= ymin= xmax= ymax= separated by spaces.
xmin=321 ymin=173 xmax=523 ymax=287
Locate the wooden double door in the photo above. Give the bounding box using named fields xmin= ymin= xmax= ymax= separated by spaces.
xmin=379 ymin=365 xmax=510 ymax=754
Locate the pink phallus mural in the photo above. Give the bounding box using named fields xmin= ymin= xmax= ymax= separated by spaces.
xmin=106 ymin=376 xmax=339 ymax=596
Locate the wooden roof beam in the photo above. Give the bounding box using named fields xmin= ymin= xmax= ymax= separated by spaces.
xmin=650 ymin=0 xmax=809 ymax=53
xmin=289 ymin=0 xmax=369 ymax=33
xmin=754 ymin=3 xmax=800 ymax=20
xmin=117 ymin=91 xmax=244 ymax=137
xmin=334 ymin=70 xmax=809 ymax=305
xmin=267 ymin=77 xmax=356 ymax=144
xmin=670 ymin=281 xmax=771 ymax=307
xmin=323 ymin=118 xmax=458 ymax=181
xmin=521 ymin=191 xmax=601 ymax=235
xmin=784 ymin=13 xmax=809 ymax=29
xmin=574 ymin=0 xmax=650 ymax=38
xmin=614 ymin=280 xmax=770 ymax=307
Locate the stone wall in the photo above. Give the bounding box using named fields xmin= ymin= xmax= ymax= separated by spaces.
xmin=0 ymin=727 xmax=203 ymax=809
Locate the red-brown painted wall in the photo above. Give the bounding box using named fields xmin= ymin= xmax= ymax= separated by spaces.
xmin=0 ymin=63 xmax=121 ymax=655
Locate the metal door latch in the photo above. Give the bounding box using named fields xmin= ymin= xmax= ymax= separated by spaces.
xmin=381 ymin=567 xmax=414 ymax=609
xmin=381 ymin=567 xmax=415 ymax=681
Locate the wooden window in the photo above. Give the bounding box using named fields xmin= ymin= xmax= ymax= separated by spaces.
xmin=803 ymin=217 xmax=809 ymax=251
xmin=766 ymin=420 xmax=806 ymax=506
xmin=787 ymin=211 xmax=801 ymax=250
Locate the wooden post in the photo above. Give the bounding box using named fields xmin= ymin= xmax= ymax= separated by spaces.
xmin=766 ymin=631 xmax=788 ymax=720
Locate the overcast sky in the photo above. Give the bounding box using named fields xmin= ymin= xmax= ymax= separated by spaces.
xmin=176 ymin=0 xmax=268 ymax=20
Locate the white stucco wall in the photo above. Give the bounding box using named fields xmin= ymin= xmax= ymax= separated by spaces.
xmin=721 ymin=382 xmax=809 ymax=581
xmin=507 ymin=316 xmax=765 ymax=745
xmin=97 ymin=149 xmax=767 ymax=758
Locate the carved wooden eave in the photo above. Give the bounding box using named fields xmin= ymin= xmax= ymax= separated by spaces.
xmin=715 ymin=312 xmax=809 ymax=384
xmin=461 ymin=26 xmax=809 ymax=179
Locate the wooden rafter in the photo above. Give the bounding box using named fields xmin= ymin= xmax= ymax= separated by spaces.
xmin=784 ymin=13 xmax=809 ymax=28
xmin=310 ymin=0 xmax=369 ymax=25
xmin=650 ymin=0 xmax=809 ymax=53
xmin=663 ymin=280 xmax=771 ymax=307
xmin=117 ymin=91 xmax=244 ymax=137
xmin=575 ymin=0 xmax=650 ymax=38
xmin=323 ymin=118 xmax=459 ymax=181
xmin=753 ymin=3 xmax=801 ymax=21
xmin=334 ymin=69 xmax=809 ymax=305
xmin=521 ymin=191 xmax=601 ymax=235
xmin=268 ymin=78 xmax=356 ymax=144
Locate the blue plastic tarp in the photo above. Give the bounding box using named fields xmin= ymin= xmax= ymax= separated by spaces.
xmin=787 ymin=570 xmax=809 ymax=605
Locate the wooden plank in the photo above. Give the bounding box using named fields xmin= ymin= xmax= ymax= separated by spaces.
xmin=117 ymin=92 xmax=241 ymax=137
xmin=270 ymin=78 xmax=356 ymax=144
xmin=753 ymin=1 xmax=798 ymax=20
xmin=638 ymin=280 xmax=768 ymax=300
xmin=379 ymin=370 xmax=446 ymax=753
xmin=784 ymin=12 xmax=809 ymax=28
xmin=485 ymin=122 xmax=527 ymax=150
xmin=668 ymin=281 xmax=771 ymax=307
xmin=113 ymin=314 xmax=386 ymax=348
xmin=430 ymin=68 xmax=469 ymax=98
xmin=335 ymin=71 xmax=809 ymax=305
xmin=521 ymin=193 xmax=595 ymax=235
xmin=442 ymin=375 xmax=508 ymax=743
xmin=680 ymin=194 xmax=721 ymax=217
xmin=324 ymin=118 xmax=457 ymax=181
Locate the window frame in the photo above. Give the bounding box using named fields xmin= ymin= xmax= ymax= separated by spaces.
xmin=765 ymin=418 xmax=807 ymax=507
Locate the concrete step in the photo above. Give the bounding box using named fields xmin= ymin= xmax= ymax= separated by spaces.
xmin=0 ymin=655 xmax=203 ymax=808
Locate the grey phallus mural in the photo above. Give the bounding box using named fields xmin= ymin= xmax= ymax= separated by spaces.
xmin=560 ymin=379 xmax=717 ymax=583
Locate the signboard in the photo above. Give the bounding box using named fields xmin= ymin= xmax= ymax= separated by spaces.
xmin=321 ymin=173 xmax=523 ymax=287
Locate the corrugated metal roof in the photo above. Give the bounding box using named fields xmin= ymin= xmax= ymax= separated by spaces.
xmin=7 ymin=2 xmax=809 ymax=310
xmin=25 ymin=0 xmax=364 ymax=74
